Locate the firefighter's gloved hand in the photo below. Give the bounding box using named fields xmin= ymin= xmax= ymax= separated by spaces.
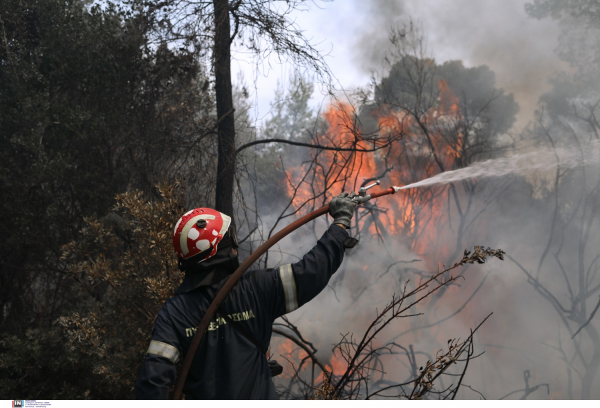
xmin=329 ymin=192 xmax=358 ymax=229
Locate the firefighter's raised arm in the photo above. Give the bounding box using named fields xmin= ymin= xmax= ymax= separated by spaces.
xmin=271 ymin=192 xmax=358 ymax=317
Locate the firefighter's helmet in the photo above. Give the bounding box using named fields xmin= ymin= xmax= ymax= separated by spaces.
xmin=173 ymin=208 xmax=231 ymax=264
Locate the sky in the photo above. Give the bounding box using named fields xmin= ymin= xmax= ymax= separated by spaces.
xmin=232 ymin=0 xmax=567 ymax=131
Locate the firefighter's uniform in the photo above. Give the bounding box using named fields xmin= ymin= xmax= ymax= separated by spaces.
xmin=135 ymin=224 xmax=349 ymax=399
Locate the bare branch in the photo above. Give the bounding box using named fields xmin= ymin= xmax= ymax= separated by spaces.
xmin=572 ymin=296 xmax=600 ymax=339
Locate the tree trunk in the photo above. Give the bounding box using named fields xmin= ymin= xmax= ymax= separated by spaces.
xmin=213 ymin=0 xmax=236 ymax=217
xmin=581 ymin=324 xmax=600 ymax=399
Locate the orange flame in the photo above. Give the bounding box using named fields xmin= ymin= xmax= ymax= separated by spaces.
xmin=284 ymin=81 xmax=471 ymax=267
xmin=284 ymin=102 xmax=379 ymax=216
xmin=278 ymin=81 xmax=489 ymax=384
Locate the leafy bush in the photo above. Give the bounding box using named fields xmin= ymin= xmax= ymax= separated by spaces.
xmin=56 ymin=183 xmax=185 ymax=398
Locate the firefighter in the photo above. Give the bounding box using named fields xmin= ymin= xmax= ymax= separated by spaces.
xmin=135 ymin=192 xmax=358 ymax=399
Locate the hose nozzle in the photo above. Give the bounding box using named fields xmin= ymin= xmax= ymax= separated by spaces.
xmin=358 ymin=180 xmax=381 ymax=195
xmin=352 ymin=180 xmax=381 ymax=203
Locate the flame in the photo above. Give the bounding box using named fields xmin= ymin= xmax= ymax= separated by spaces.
xmin=276 ymin=337 xmax=349 ymax=384
xmin=278 ymin=80 xmax=492 ymax=387
xmin=276 ymin=339 xmax=302 ymax=378
xmin=284 ymin=81 xmax=472 ymax=267
xmin=313 ymin=350 xmax=348 ymax=385
xmin=328 ymin=351 xmax=347 ymax=374
xmin=284 ymin=102 xmax=379 ymax=217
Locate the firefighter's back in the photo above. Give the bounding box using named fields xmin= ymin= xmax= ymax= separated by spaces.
xmin=159 ymin=269 xmax=283 ymax=399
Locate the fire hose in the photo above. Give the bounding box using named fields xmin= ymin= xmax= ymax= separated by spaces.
xmin=173 ymin=182 xmax=402 ymax=399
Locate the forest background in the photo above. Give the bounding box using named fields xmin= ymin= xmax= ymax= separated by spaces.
xmin=1 ymin=0 xmax=600 ymax=400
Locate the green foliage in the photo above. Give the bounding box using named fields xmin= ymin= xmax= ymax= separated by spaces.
xmin=0 ymin=0 xmax=212 ymax=397
xmin=0 ymin=0 xmax=211 ymax=327
xmin=526 ymin=0 xmax=600 ymax=72
xmin=527 ymin=0 xmax=600 ymax=120
xmin=253 ymin=75 xmax=318 ymax=209
xmin=262 ymin=75 xmax=316 ymax=143
xmin=372 ymin=58 xmax=518 ymax=150
xmin=57 ymin=183 xmax=186 ymax=397
xmin=435 ymin=61 xmax=519 ymax=137
xmin=0 ymin=183 xmax=185 ymax=398
xmin=0 ymin=328 xmax=113 ymax=399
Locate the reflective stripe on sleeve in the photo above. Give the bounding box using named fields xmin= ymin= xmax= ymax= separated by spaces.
xmin=147 ymin=340 xmax=180 ymax=364
xmin=279 ymin=264 xmax=298 ymax=313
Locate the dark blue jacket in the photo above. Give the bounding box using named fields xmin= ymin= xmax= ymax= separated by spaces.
xmin=135 ymin=224 xmax=349 ymax=399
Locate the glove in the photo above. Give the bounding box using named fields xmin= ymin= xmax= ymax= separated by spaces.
xmin=329 ymin=192 xmax=358 ymax=229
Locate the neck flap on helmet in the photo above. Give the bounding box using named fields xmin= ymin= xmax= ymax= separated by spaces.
xmin=175 ymin=230 xmax=240 ymax=294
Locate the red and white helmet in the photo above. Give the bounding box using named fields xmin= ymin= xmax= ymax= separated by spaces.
xmin=173 ymin=208 xmax=232 ymax=263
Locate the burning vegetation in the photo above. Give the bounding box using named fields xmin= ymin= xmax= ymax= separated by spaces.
xmin=252 ymin=28 xmax=516 ymax=398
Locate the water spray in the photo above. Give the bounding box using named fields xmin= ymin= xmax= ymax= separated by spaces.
xmin=398 ymin=139 xmax=600 ymax=191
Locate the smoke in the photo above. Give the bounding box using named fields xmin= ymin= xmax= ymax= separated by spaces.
xmin=242 ymin=0 xmax=564 ymax=130
xmin=399 ymin=139 xmax=600 ymax=191
xmin=260 ymin=173 xmax=599 ymax=399
xmin=245 ymin=132 xmax=600 ymax=399
xmin=350 ymin=0 xmax=406 ymax=73
xmin=344 ymin=0 xmax=567 ymax=129
xmin=423 ymin=0 xmax=568 ymax=129
xmin=242 ymin=0 xmax=600 ymax=400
